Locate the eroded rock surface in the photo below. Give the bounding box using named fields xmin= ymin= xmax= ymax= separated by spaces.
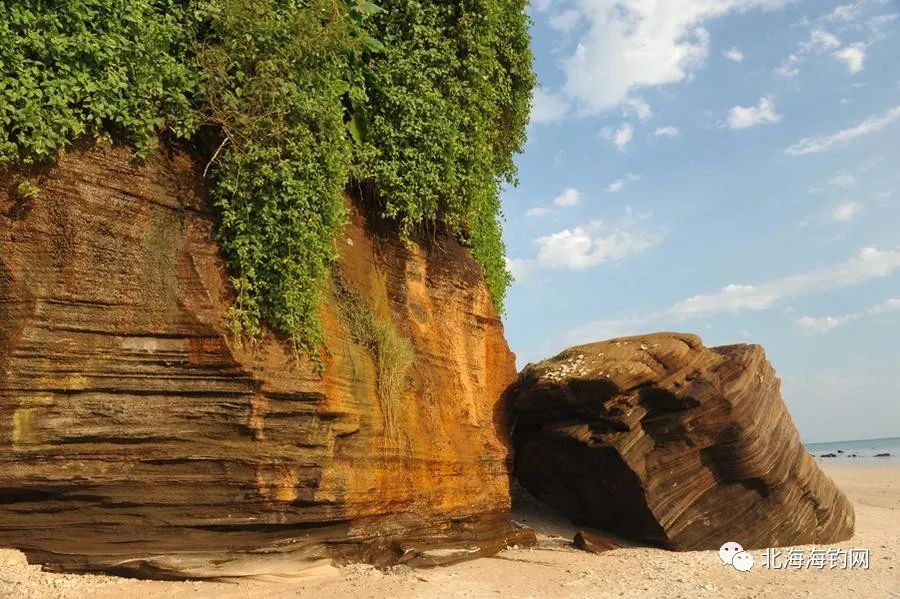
xmin=0 ymin=146 xmax=529 ymax=578
xmin=509 ymin=333 xmax=855 ymax=550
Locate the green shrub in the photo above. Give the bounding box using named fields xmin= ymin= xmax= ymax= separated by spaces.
xmin=0 ymin=0 xmax=534 ymax=357
xmin=359 ymin=0 xmax=533 ymax=310
xmin=197 ymin=0 xmax=358 ymax=356
xmin=0 ymin=0 xmax=198 ymax=165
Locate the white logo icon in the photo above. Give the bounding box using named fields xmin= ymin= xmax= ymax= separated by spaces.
xmin=719 ymin=541 xmax=744 ymax=565
xmin=719 ymin=541 xmax=754 ymax=571
xmin=732 ymin=551 xmax=754 ymax=572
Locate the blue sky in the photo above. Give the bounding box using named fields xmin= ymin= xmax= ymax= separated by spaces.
xmin=501 ymin=0 xmax=900 ymax=443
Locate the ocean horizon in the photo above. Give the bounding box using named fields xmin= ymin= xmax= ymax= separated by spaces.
xmin=804 ymin=435 xmax=900 ymax=464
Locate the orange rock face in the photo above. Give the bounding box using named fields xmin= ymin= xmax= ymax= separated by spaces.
xmin=0 ymin=146 xmax=528 ymax=578
xmin=509 ymin=333 xmax=855 ymax=550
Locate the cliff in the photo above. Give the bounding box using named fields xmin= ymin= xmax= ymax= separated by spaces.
xmin=0 ymin=145 xmax=528 ymax=578
xmin=509 ymin=333 xmax=855 ymax=550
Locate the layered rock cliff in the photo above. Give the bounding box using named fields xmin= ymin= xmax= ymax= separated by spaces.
xmin=509 ymin=333 xmax=855 ymax=550
xmin=0 ymin=145 xmax=529 ymax=578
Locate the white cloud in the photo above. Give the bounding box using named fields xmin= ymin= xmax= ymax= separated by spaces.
xmin=724 ymin=47 xmax=745 ymax=62
xmin=795 ymin=296 xmax=900 ymax=333
xmin=566 ymin=248 xmax=900 ymax=340
xmin=869 ymin=13 xmax=899 ymax=31
xmin=726 ymin=96 xmax=782 ymax=129
xmin=667 ymin=247 xmax=900 ymax=319
xmin=774 ymin=53 xmax=801 ymax=78
xmin=531 ymin=88 xmax=571 ymax=124
xmin=653 ymin=126 xmax=681 ymax=137
xmin=667 ymin=283 xmax=779 ymax=318
xmin=805 ymin=28 xmax=842 ymax=51
xmin=826 ymin=0 xmax=897 ymax=24
xmin=775 ymin=28 xmax=842 ymax=77
xmin=607 ymin=173 xmax=640 ymax=193
xmin=774 ymin=3 xmax=895 ymax=79
xmin=831 ymin=200 xmax=861 ymax=221
xmin=553 ymin=187 xmax=582 ymax=207
xmin=536 ymin=222 xmax=663 ymax=270
xmin=827 ymin=2 xmax=865 ymax=22
xmin=785 ymin=105 xmax=900 ymax=155
xmin=622 ymin=97 xmax=653 ymax=121
xmin=871 ymin=297 xmax=900 ymax=313
xmin=550 ymin=9 xmax=582 ymax=32
xmin=795 ymin=315 xmax=856 ymax=332
xmin=774 ymin=27 xmax=841 ymax=78
xmin=602 ymin=123 xmax=634 ymax=150
xmin=834 ymin=43 xmax=866 ymax=73
xmin=544 ymin=0 xmax=792 ymax=117
xmin=508 ymin=211 xmax=665 ymax=280
xmin=615 ymin=124 xmax=633 ymax=149
xmin=526 ymin=206 xmax=552 ymax=218
xmin=868 ymin=297 xmax=898 ymax=312
xmin=829 ymin=173 xmax=857 ymax=189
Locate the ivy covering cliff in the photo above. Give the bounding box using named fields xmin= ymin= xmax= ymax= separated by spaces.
xmin=0 ymin=0 xmax=534 ymax=356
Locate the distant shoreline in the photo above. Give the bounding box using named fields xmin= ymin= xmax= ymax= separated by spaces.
xmin=803 ymin=435 xmax=900 ymax=445
xmin=804 ymin=436 xmax=900 ymax=464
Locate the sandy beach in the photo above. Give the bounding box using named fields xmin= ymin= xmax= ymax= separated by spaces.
xmin=1 ymin=463 xmax=897 ymax=599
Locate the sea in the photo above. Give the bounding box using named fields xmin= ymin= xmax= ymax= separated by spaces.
xmin=804 ymin=436 xmax=900 ymax=464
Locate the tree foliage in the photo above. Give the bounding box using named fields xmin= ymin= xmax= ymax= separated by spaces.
xmin=196 ymin=0 xmax=358 ymax=355
xmin=358 ymin=0 xmax=533 ymax=311
xmin=0 ymin=0 xmax=198 ymax=163
xmin=0 ymin=0 xmax=534 ymax=356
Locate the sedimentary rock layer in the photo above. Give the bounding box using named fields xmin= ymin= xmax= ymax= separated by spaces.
xmin=509 ymin=333 xmax=855 ymax=550
xmin=0 ymin=145 xmax=527 ymax=578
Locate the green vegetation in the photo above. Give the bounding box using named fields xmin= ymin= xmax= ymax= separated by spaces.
xmin=15 ymin=179 xmax=40 ymax=200
xmin=197 ymin=0 xmax=360 ymax=354
xmin=0 ymin=0 xmax=534 ymax=356
xmin=333 ymin=273 xmax=413 ymax=436
xmin=0 ymin=1 xmax=198 ymax=164
xmin=357 ymin=1 xmax=533 ymax=306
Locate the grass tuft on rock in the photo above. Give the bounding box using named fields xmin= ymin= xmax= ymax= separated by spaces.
xmin=333 ymin=272 xmax=413 ymax=437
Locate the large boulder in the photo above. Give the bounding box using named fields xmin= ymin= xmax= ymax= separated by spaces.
xmin=509 ymin=333 xmax=854 ymax=550
xmin=0 ymin=145 xmax=530 ymax=578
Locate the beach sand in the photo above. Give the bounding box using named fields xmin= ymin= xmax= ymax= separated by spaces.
xmin=2 ymin=464 xmax=898 ymax=599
